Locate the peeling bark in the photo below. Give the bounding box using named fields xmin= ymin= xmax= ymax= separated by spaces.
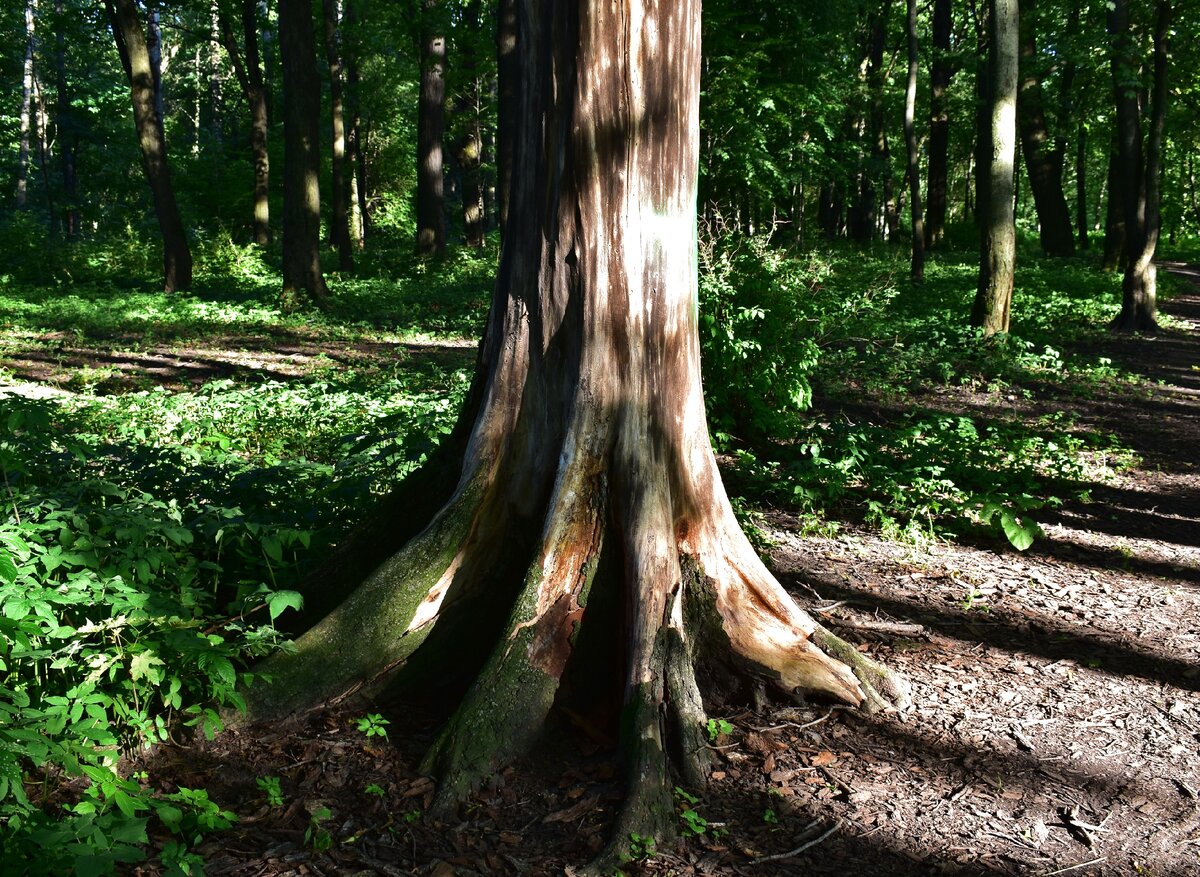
xmin=249 ymin=0 xmax=908 ymax=860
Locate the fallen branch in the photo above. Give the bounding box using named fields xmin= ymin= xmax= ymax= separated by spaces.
xmin=753 ymin=820 xmax=842 ymax=864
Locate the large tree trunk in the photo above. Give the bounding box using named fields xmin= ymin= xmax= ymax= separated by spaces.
xmin=1110 ymin=0 xmax=1169 ymax=332
xmin=417 ymin=2 xmax=447 ymax=256
xmin=106 ymin=0 xmax=192 ymax=291
xmin=1017 ymin=0 xmax=1074 ymax=256
xmin=904 ymin=0 xmax=924 ymax=280
xmin=217 ymin=0 xmax=272 ymax=246
xmin=279 ymin=0 xmax=328 ymax=301
xmin=971 ymin=0 xmax=1018 ymax=335
xmin=246 ymin=0 xmax=908 ymax=857
xmin=924 ymin=0 xmax=953 ymax=249
xmin=322 ymin=0 xmax=353 ymax=269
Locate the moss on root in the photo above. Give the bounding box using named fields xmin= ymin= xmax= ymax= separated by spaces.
xmin=811 ymin=624 xmax=912 ymax=713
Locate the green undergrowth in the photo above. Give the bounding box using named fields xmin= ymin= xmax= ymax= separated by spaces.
xmin=0 ymin=269 xmax=469 ymax=871
xmin=701 ymin=232 xmax=1139 ymax=547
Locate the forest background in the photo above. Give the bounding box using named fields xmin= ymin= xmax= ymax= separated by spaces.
xmin=0 ymin=0 xmax=1198 ymax=873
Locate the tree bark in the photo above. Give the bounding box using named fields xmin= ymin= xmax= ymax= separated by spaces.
xmin=1111 ymin=0 xmax=1169 ymax=332
xmin=495 ymin=0 xmax=517 ymax=240
xmin=1102 ymin=140 xmax=1124 ymax=270
xmin=217 ymin=0 xmax=272 ymax=245
xmin=904 ymin=0 xmax=924 ymax=280
xmin=1016 ymin=0 xmax=1074 ymax=256
xmin=924 ymin=0 xmax=953 ymax=248
xmin=456 ymin=0 xmax=485 ymax=248
xmin=971 ymin=0 xmax=1018 ymax=336
xmin=246 ymin=0 xmax=908 ymax=857
xmin=1075 ymin=121 xmax=1087 ymax=250
xmin=106 ymin=0 xmax=192 ymax=291
xmin=417 ymin=2 xmax=447 ymax=256
xmin=344 ymin=0 xmax=367 ymax=246
xmin=17 ymin=0 xmax=36 ymax=209
xmin=145 ymin=2 xmax=165 ymax=144
xmin=54 ymin=0 xmax=78 ymax=237
xmin=279 ymin=0 xmax=328 ymax=300
xmin=322 ymin=0 xmax=353 ymax=269
xmin=851 ymin=1 xmax=890 ymax=243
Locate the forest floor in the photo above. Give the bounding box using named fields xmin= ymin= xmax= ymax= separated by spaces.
xmin=131 ymin=268 xmax=1199 ymax=877
xmin=4 ymin=263 xmax=1199 ymax=876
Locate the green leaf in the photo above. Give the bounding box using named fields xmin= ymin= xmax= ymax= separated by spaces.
xmin=1000 ymin=510 xmax=1037 ymax=552
xmin=267 ymin=590 xmax=303 ymax=622
xmin=0 ymin=552 xmax=17 ymax=584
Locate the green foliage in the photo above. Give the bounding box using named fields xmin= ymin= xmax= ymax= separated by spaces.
xmin=305 ymin=806 xmax=334 ymax=853
xmin=256 ymin=776 xmax=284 ymax=807
xmin=627 ymin=832 xmax=656 ymax=861
xmin=355 ymin=713 xmax=390 ymax=739
xmin=705 ymin=718 xmax=734 ymax=742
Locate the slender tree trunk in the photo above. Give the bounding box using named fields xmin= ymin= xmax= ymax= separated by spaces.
xmin=456 ymin=0 xmax=485 ymax=247
xmin=852 ymin=1 xmax=890 ymax=243
xmin=417 ymin=2 xmax=446 ymax=256
xmin=924 ymin=0 xmax=953 ymax=248
xmin=971 ymin=0 xmax=1018 ymax=335
xmin=905 ymin=0 xmax=924 ymax=279
xmin=106 ymin=0 xmax=192 ymax=291
xmin=17 ymin=0 xmax=36 ymax=209
xmin=146 ymin=2 xmax=165 ymax=144
xmin=217 ymin=0 xmax=272 ymax=245
xmin=1075 ymin=122 xmax=1088 ymax=250
xmin=247 ymin=0 xmax=909 ymax=860
xmin=1111 ymin=0 xmax=1169 ymax=332
xmin=344 ymin=0 xmax=367 ymax=245
xmin=54 ymin=0 xmax=78 ymax=237
xmin=1188 ymin=151 xmax=1198 ymax=233
xmin=1017 ymin=0 xmax=1073 ymax=256
xmin=495 ymin=0 xmax=517 ymax=240
xmin=279 ymin=0 xmax=328 ymax=300
xmin=1102 ymin=140 xmax=1124 ymax=269
xmin=208 ymin=0 xmax=223 ymax=142
xmin=322 ymin=0 xmax=353 ymax=269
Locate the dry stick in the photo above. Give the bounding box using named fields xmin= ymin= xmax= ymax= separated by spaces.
xmin=753 ymin=820 xmax=843 ymax=864
xmin=1040 ymin=857 xmax=1106 ymax=876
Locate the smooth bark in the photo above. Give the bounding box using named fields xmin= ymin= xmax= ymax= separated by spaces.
xmin=1017 ymin=0 xmax=1074 ymax=256
xmin=495 ymin=0 xmax=517 ymax=239
xmin=417 ymin=3 xmax=446 ymax=256
xmin=106 ymin=0 xmax=192 ymax=291
xmin=971 ymin=0 xmax=1018 ymax=335
xmin=924 ymin=0 xmax=953 ymax=248
xmin=279 ymin=0 xmax=328 ymax=300
xmin=247 ymin=0 xmax=908 ymax=858
xmin=217 ymin=0 xmax=272 ymax=245
xmin=17 ymin=0 xmax=36 ymax=209
xmin=322 ymin=0 xmax=353 ymax=269
xmin=1110 ymin=0 xmax=1169 ymax=332
xmin=904 ymin=0 xmax=924 ymax=280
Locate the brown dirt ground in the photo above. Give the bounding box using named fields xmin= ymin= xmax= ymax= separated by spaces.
xmin=10 ymin=272 xmax=1199 ymax=876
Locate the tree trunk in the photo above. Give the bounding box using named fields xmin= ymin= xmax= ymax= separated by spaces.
xmin=322 ymin=0 xmax=353 ymax=269
xmin=217 ymin=0 xmax=272 ymax=245
xmin=417 ymin=3 xmax=447 ymax=256
xmin=904 ymin=0 xmax=924 ymax=280
xmin=279 ymin=0 xmax=328 ymax=300
xmin=1111 ymin=0 xmax=1169 ymax=333
xmin=54 ymin=0 xmax=78 ymax=237
xmin=207 ymin=0 xmax=223 ymax=142
xmin=344 ymin=0 xmax=367 ymax=246
xmin=851 ymin=1 xmax=890 ymax=243
xmin=106 ymin=0 xmax=192 ymax=291
xmin=971 ymin=0 xmax=1018 ymax=336
xmin=1016 ymin=0 xmax=1073 ymax=256
xmin=924 ymin=0 xmax=952 ymax=249
xmin=145 ymin=2 xmax=165 ymax=144
xmin=495 ymin=0 xmax=517 ymax=240
xmin=1075 ymin=122 xmax=1088 ymax=250
xmin=456 ymin=0 xmax=485 ymax=248
xmin=246 ymin=0 xmax=909 ymax=857
xmin=17 ymin=0 xmax=36 ymax=209
xmin=1102 ymin=140 xmax=1124 ymax=269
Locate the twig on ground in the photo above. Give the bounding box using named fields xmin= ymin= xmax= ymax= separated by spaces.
xmin=753 ymin=820 xmax=842 ymax=864
xmin=1039 ymin=857 xmax=1107 ymax=876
